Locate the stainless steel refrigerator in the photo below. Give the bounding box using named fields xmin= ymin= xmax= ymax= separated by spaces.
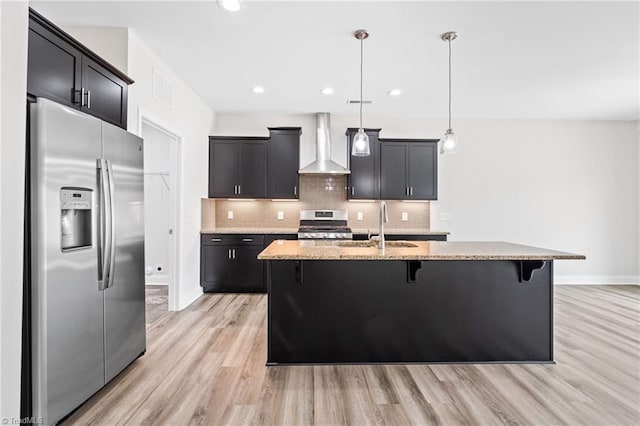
xmin=30 ymin=98 xmax=146 ymax=425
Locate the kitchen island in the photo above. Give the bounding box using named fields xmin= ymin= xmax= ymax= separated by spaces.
xmin=258 ymin=240 xmax=584 ymax=364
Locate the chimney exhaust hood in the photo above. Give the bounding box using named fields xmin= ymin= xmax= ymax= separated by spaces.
xmin=298 ymin=113 xmax=350 ymax=175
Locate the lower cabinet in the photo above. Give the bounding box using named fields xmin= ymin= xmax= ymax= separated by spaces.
xmin=201 ymin=234 xmax=265 ymax=292
xmin=201 ymin=233 xmax=297 ymax=293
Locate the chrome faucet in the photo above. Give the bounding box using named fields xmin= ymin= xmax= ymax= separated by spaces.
xmin=379 ymin=201 xmax=388 ymax=250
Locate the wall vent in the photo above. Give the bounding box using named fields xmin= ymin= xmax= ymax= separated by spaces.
xmin=152 ymin=68 xmax=173 ymax=110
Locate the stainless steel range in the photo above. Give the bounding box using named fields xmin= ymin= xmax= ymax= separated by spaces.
xmin=297 ymin=209 xmax=352 ymax=240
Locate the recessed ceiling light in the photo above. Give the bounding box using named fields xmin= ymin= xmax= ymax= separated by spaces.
xmin=252 ymin=86 xmax=265 ymax=94
xmin=321 ymin=87 xmax=334 ymax=95
xmin=218 ymin=0 xmax=242 ymax=12
xmin=388 ymin=89 xmax=402 ymax=96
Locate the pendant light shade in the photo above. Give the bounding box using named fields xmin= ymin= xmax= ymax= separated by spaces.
xmin=440 ymin=31 xmax=458 ymax=154
xmin=352 ymin=128 xmax=370 ymax=156
xmin=440 ymin=128 xmax=457 ymax=154
xmin=352 ymin=29 xmax=370 ymax=157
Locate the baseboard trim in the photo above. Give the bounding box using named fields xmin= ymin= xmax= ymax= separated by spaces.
xmin=145 ymin=274 xmax=169 ymax=284
xmin=178 ymin=286 xmax=203 ymax=310
xmin=555 ymin=275 xmax=640 ymax=285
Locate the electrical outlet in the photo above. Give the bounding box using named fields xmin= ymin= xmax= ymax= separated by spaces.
xmin=277 ymin=211 xmax=284 ymax=220
xmin=227 ymin=210 xmax=234 ymax=220
xmin=439 ymin=212 xmax=451 ymax=221
xmin=401 ymin=212 xmax=408 ymax=221
xmin=357 ymin=212 xmax=364 ymax=221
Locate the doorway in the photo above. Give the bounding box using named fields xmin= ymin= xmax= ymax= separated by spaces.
xmin=139 ymin=114 xmax=181 ymax=316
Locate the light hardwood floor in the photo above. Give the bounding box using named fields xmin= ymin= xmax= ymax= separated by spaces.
xmin=145 ymin=285 xmax=169 ymax=324
xmin=63 ymin=285 xmax=640 ymax=425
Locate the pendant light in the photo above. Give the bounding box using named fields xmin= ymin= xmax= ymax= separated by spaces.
xmin=352 ymin=29 xmax=370 ymax=157
xmin=440 ymin=31 xmax=458 ymax=154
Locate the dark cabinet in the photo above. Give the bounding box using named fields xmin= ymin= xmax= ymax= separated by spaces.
xmin=201 ymin=245 xmax=235 ymax=291
xmin=267 ymin=128 xmax=301 ymax=199
xmin=208 ymin=138 xmax=268 ymax=198
xmin=27 ymin=17 xmax=81 ymax=109
xmin=380 ymin=139 xmax=438 ymax=200
xmin=209 ymin=128 xmax=300 ymax=200
xmin=346 ymin=128 xmax=381 ymax=200
xmin=200 ymin=234 xmax=266 ymax=292
xmin=380 ymin=143 xmax=408 ymax=199
xmin=27 ymin=9 xmax=132 ymax=129
xmin=80 ymin=56 xmax=128 ymax=128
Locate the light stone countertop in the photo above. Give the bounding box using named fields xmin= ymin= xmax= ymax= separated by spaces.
xmin=201 ymin=228 xmax=299 ymax=235
xmin=257 ymin=240 xmax=585 ymax=261
xmin=201 ymin=228 xmax=448 ymax=235
xmin=351 ymin=228 xmax=449 ymax=235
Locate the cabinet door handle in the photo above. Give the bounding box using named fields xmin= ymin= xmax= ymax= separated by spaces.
xmin=87 ymin=90 xmax=91 ymax=109
xmin=405 ymin=187 xmax=408 ymax=196
xmin=228 ymin=248 xmax=232 ymax=259
xmin=211 ymin=238 xmax=222 ymax=242
xmin=351 ymin=187 xmax=355 ymax=196
xmin=242 ymin=238 xmax=253 ymax=242
xmin=293 ymin=185 xmax=297 ymax=196
xmin=80 ymin=88 xmax=86 ymax=107
xmin=232 ymin=249 xmax=236 ymax=259
xmin=238 ymin=185 xmax=241 ymax=195
xmin=233 ymin=185 xmax=237 ymax=195
xmin=410 ymin=187 xmax=413 ymax=196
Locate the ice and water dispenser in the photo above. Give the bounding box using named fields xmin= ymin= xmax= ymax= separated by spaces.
xmin=60 ymin=188 xmax=92 ymax=251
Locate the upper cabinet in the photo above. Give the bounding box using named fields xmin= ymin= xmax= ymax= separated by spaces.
xmin=380 ymin=139 xmax=438 ymax=200
xmin=209 ymin=137 xmax=268 ymax=198
xmin=347 ymin=130 xmax=439 ymax=201
xmin=27 ymin=9 xmax=132 ymax=129
xmin=267 ymin=128 xmax=301 ymax=199
xmin=346 ymin=128 xmax=381 ymax=200
xmin=209 ymin=128 xmax=301 ymax=200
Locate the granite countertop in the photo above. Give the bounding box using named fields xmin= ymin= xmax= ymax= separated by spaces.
xmin=257 ymin=240 xmax=585 ymax=261
xmin=201 ymin=228 xmax=299 ymax=235
xmin=201 ymin=228 xmax=448 ymax=235
xmin=351 ymin=228 xmax=449 ymax=235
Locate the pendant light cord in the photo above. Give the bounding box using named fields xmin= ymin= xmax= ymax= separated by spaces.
xmin=448 ymin=36 xmax=452 ymax=130
xmin=360 ymin=36 xmax=364 ymax=129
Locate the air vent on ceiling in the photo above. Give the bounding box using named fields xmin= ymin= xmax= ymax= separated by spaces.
xmin=152 ymin=68 xmax=173 ymax=110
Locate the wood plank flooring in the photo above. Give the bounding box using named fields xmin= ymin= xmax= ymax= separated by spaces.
xmin=145 ymin=285 xmax=169 ymax=324
xmin=63 ymin=285 xmax=640 ymax=425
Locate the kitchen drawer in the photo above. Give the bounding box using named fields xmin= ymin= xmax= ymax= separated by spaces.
xmin=201 ymin=234 xmax=265 ymax=246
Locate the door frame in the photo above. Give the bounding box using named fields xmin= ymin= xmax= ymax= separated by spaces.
xmin=137 ymin=108 xmax=182 ymax=312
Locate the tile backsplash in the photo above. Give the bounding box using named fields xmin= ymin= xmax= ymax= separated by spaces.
xmin=201 ymin=175 xmax=430 ymax=231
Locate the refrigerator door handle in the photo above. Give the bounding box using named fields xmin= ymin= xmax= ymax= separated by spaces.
xmin=97 ymin=159 xmax=109 ymax=290
xmin=106 ymin=160 xmax=117 ymax=288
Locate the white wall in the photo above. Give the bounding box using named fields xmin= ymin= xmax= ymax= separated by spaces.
xmin=214 ymin=114 xmax=640 ymax=284
xmin=126 ymin=31 xmax=215 ymax=308
xmin=0 ymin=0 xmax=28 ymax=419
xmin=62 ymin=26 xmax=128 ymax=72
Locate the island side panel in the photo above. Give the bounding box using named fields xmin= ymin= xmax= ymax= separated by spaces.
xmin=267 ymin=259 xmax=553 ymax=364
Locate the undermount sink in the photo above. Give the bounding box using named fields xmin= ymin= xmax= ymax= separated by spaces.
xmin=385 ymin=241 xmax=419 ymax=248
xmin=334 ymin=240 xmax=418 ymax=248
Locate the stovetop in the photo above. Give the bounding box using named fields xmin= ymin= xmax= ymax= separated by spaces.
xmin=297 ymin=209 xmax=352 ymax=239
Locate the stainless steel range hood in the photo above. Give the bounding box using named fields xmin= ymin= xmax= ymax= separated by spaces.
xmin=298 ymin=113 xmax=350 ymax=175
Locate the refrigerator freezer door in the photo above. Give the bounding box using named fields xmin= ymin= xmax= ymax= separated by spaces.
xmin=102 ymin=122 xmax=146 ymax=382
xmin=30 ymin=98 xmax=105 ymax=426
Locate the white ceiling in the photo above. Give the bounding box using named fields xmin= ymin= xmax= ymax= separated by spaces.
xmin=31 ymin=1 xmax=639 ymax=120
